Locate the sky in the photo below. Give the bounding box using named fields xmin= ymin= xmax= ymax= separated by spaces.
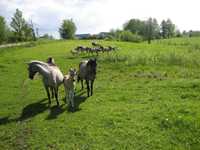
xmin=0 ymin=0 xmax=200 ymax=38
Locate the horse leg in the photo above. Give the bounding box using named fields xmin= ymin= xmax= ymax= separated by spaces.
xmin=64 ymin=87 xmax=68 ymax=104
xmin=81 ymin=79 xmax=84 ymax=90
xmin=50 ymin=87 xmax=54 ymax=99
xmin=86 ymin=80 xmax=90 ymax=97
xmin=91 ymin=80 xmax=94 ymax=96
xmin=55 ymin=87 xmax=59 ymax=106
xmin=68 ymin=90 xmax=74 ymax=111
xmin=45 ymin=86 xmax=51 ymax=105
xmin=67 ymin=91 xmax=70 ymax=108
xmin=70 ymin=90 xmax=75 ymax=108
xmin=78 ymin=75 xmax=84 ymax=90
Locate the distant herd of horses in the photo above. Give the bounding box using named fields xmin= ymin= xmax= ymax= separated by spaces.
xmin=27 ymin=57 xmax=97 ymax=111
xmin=72 ymin=41 xmax=118 ymax=54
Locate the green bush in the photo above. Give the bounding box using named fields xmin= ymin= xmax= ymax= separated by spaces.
xmin=119 ymin=31 xmax=143 ymax=42
xmin=108 ymin=30 xmax=143 ymax=42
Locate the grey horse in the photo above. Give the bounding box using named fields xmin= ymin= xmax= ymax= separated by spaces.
xmin=77 ymin=58 xmax=97 ymax=97
xmin=27 ymin=60 xmax=64 ymax=106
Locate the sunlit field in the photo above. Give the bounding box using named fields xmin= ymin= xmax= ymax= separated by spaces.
xmin=1 ymin=37 xmax=200 ymax=149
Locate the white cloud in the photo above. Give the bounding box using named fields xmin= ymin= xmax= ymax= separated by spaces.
xmin=0 ymin=0 xmax=200 ymax=38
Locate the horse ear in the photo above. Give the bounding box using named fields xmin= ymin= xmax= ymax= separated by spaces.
xmin=69 ymin=68 xmax=75 ymax=73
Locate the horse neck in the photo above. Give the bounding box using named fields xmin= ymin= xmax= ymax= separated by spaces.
xmin=69 ymin=75 xmax=75 ymax=81
xmin=36 ymin=64 xmax=50 ymax=77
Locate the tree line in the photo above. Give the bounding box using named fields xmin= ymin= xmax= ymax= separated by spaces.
xmin=0 ymin=9 xmax=36 ymax=44
xmin=109 ymin=18 xmax=178 ymax=44
xmin=0 ymin=9 xmax=77 ymax=44
xmin=0 ymin=9 xmax=199 ymax=44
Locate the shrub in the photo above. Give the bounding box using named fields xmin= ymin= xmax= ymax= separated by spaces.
xmin=119 ymin=31 xmax=143 ymax=42
xmin=108 ymin=30 xmax=143 ymax=42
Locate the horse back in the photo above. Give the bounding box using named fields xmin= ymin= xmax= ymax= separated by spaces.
xmin=78 ymin=60 xmax=96 ymax=80
xmin=49 ymin=66 xmax=64 ymax=86
xmin=78 ymin=61 xmax=88 ymax=79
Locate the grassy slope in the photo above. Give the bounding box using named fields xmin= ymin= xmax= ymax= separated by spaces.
xmin=1 ymin=38 xmax=200 ymax=149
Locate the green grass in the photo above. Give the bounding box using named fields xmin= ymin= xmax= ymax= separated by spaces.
xmin=1 ymin=38 xmax=200 ymax=149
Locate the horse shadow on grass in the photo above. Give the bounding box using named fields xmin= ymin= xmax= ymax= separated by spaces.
xmin=63 ymin=90 xmax=87 ymax=113
xmin=46 ymin=104 xmax=65 ymax=120
xmin=0 ymin=92 xmax=88 ymax=125
xmin=0 ymin=116 xmax=11 ymax=125
xmin=18 ymin=98 xmax=49 ymax=121
xmin=0 ymin=98 xmax=64 ymax=125
xmin=0 ymin=98 xmax=48 ymax=125
xmin=46 ymin=90 xmax=87 ymax=118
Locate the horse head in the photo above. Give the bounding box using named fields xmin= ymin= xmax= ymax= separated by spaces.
xmin=28 ymin=62 xmax=38 ymax=80
xmin=87 ymin=58 xmax=97 ymax=75
xmin=69 ymin=68 xmax=77 ymax=81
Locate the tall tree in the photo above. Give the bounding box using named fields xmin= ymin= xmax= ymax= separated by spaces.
xmin=166 ymin=19 xmax=175 ymax=38
xmin=161 ymin=19 xmax=175 ymax=38
xmin=0 ymin=16 xmax=7 ymax=44
xmin=152 ymin=18 xmax=160 ymax=39
xmin=10 ymin=9 xmax=27 ymax=41
xmin=10 ymin=9 xmax=35 ymax=41
xmin=23 ymin=23 xmax=35 ymax=41
xmin=59 ymin=19 xmax=76 ymax=39
xmin=144 ymin=18 xmax=159 ymax=44
xmin=161 ymin=20 xmax=168 ymax=38
xmin=123 ymin=19 xmax=145 ymax=35
xmin=29 ymin=20 xmax=36 ymax=41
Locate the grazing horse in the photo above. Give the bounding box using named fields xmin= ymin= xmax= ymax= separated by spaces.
xmin=75 ymin=46 xmax=85 ymax=53
xmin=27 ymin=60 xmax=64 ymax=106
xmin=91 ymin=41 xmax=102 ymax=48
xmin=77 ymin=58 xmax=97 ymax=97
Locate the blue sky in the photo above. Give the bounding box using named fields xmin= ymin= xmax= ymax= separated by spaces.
xmin=1 ymin=0 xmax=200 ymax=38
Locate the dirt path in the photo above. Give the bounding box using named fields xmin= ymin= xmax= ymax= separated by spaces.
xmin=0 ymin=42 xmax=29 ymax=49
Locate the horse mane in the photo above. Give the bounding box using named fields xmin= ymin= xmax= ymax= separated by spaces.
xmin=29 ymin=60 xmax=49 ymax=67
xmin=29 ymin=60 xmax=61 ymax=74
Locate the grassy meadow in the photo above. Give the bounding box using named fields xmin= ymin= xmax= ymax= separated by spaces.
xmin=1 ymin=37 xmax=200 ymax=149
